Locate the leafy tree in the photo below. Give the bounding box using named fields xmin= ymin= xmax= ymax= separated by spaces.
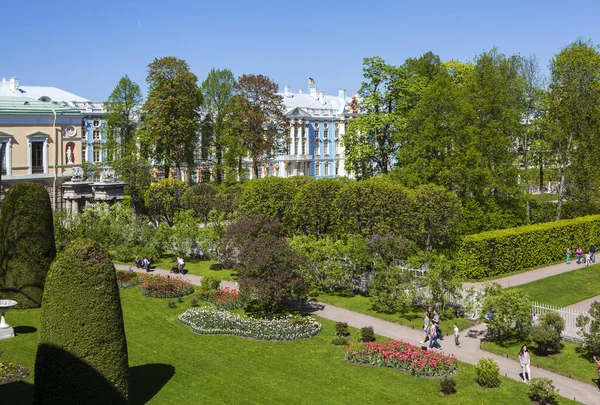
xmin=413 ymin=184 xmax=462 ymax=251
xmin=334 ymin=177 xmax=414 ymax=237
xmin=199 ymin=68 xmax=236 ymax=184
xmin=112 ymin=155 xmax=152 ymax=217
xmin=482 ymin=283 xmax=531 ymax=341
xmin=291 ymin=178 xmax=347 ymax=236
xmin=238 ymin=177 xmax=298 ymax=228
xmin=576 ymin=300 xmax=600 ymax=359
xmin=530 ymin=312 xmax=565 ymax=355
xmin=0 ymin=182 xmax=55 ymax=308
xmin=181 ymin=183 xmax=218 ymax=225
xmin=370 ymin=266 xmax=414 ymax=314
xmin=411 ymin=252 xmax=460 ymax=311
xmin=105 ymin=75 xmax=143 ymax=159
xmin=232 ymin=74 xmax=287 ymax=178
xmin=141 ymin=57 xmax=202 ymax=176
xmin=213 ymin=183 xmax=243 ymax=219
xmin=546 ymin=39 xmax=600 ymax=219
xmin=34 ymin=238 xmax=129 ymax=404
xmin=144 ymin=178 xmax=189 ymax=226
xmin=365 ymin=232 xmax=417 ymax=268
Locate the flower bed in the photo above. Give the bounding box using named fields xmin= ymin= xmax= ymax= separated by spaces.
xmin=344 ymin=340 xmax=458 ymax=378
xmin=178 ymin=307 xmax=321 ymax=341
xmin=140 ymin=274 xmax=194 ymax=298
xmin=116 ymin=271 xmax=141 ymax=289
xmin=196 ymin=287 xmax=243 ymax=310
xmin=0 ymin=362 xmax=30 ymax=385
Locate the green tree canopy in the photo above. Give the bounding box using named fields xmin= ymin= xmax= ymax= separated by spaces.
xmin=144 ymin=178 xmax=189 ymax=226
xmin=105 ymin=75 xmax=143 ymax=159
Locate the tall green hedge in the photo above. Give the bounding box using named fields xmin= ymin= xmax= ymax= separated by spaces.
xmin=0 ymin=182 xmax=56 ymax=308
xmin=34 ymin=238 xmax=129 ymax=404
xmin=456 ymin=215 xmax=600 ymax=279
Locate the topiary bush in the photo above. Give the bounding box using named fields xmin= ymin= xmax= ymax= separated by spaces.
xmin=202 ymin=275 xmax=221 ymax=290
xmin=528 ymin=378 xmax=559 ymax=405
xmin=0 ymin=182 xmax=56 ymax=308
xmin=475 ymin=358 xmax=500 ymax=389
xmin=455 ymin=214 xmax=600 ymax=279
xmin=359 ymin=326 xmax=376 ymax=342
xmin=34 ymin=238 xmax=129 ymax=404
xmin=335 ymin=322 xmax=349 ymax=337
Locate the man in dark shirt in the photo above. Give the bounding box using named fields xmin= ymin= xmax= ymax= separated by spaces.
xmin=590 ymin=244 xmax=596 ymax=263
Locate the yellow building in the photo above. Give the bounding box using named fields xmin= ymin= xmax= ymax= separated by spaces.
xmin=0 ymin=96 xmax=83 ymax=209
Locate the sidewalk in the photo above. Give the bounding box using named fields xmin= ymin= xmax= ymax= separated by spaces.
xmin=463 ymin=261 xmax=585 ymax=290
xmin=114 ymin=262 xmax=595 ymax=404
xmin=308 ymin=303 xmax=596 ymax=405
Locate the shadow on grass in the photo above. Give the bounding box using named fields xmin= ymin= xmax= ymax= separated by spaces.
xmin=14 ymin=325 xmax=37 ymax=335
xmin=130 ymin=363 xmax=175 ymax=405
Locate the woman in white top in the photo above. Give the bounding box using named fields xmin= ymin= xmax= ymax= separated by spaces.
xmin=519 ymin=345 xmax=531 ymax=383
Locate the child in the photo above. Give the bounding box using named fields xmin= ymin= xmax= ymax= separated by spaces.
xmin=453 ymin=323 xmax=461 ymax=348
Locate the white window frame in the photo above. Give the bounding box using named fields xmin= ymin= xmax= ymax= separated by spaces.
xmin=92 ymin=145 xmax=102 ymax=163
xmin=0 ymin=133 xmax=13 ymax=177
xmin=27 ymin=132 xmax=49 ymax=175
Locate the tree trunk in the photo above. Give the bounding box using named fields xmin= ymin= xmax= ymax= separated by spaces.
xmin=252 ymin=159 xmax=259 ymax=179
xmin=216 ymin=145 xmax=223 ymax=184
xmin=555 ymin=168 xmax=566 ymax=221
xmin=539 ymin=158 xmax=544 ymax=199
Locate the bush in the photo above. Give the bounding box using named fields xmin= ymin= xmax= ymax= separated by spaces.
xmin=202 ymin=275 xmax=221 ymax=290
xmin=139 ymin=274 xmax=195 ymax=298
xmin=360 ymin=326 xmax=376 ymax=343
xmin=0 ymin=182 xmax=56 ymax=308
xmin=528 ymin=378 xmax=559 ymax=405
xmin=576 ymin=301 xmax=600 ymax=358
xmin=455 ymin=214 xmax=600 ymax=279
xmin=475 ymin=358 xmax=500 ymax=388
xmin=34 ymin=238 xmax=129 ymax=404
xmin=335 ymin=322 xmax=349 ymax=337
xmin=482 ymin=284 xmax=531 ymax=342
xmin=196 ymin=287 xmax=243 ymax=310
xmin=531 ymin=313 xmax=565 ymax=355
xmin=440 ymin=377 xmax=457 ymax=395
xmin=331 ymin=337 xmax=349 ymax=346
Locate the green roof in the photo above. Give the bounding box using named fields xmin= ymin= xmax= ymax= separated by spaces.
xmin=0 ymin=96 xmax=82 ymax=116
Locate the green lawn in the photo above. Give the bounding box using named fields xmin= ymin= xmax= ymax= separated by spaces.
xmin=0 ymin=286 xmax=580 ymax=404
xmin=315 ymin=293 xmax=473 ymax=333
xmin=482 ymin=339 xmax=597 ymax=387
xmin=508 ymin=263 xmax=600 ymax=307
xmin=115 ymin=255 xmax=237 ymax=281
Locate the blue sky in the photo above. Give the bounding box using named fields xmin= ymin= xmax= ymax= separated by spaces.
xmin=3 ymin=0 xmax=598 ymax=101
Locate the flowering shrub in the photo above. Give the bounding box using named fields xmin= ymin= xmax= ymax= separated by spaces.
xmin=0 ymin=361 xmax=30 ymax=385
xmin=178 ymin=307 xmax=321 ymax=341
xmin=344 ymin=340 xmax=458 ymax=378
xmin=139 ymin=274 xmax=194 ymax=298
xmin=115 ymin=271 xmax=140 ymax=289
xmin=196 ymin=287 xmax=243 ymax=310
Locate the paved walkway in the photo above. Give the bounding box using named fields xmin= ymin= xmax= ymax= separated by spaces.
xmin=463 ymin=260 xmax=586 ymax=290
xmin=115 ymin=261 xmax=596 ymax=404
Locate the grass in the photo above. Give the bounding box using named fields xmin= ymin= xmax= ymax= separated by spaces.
xmin=115 ymin=255 xmax=237 ymax=281
xmin=482 ymin=339 xmax=597 ymax=387
xmin=0 ymin=286 xmax=580 ymax=404
xmin=315 ymin=293 xmax=473 ymax=333
xmin=508 ymin=263 xmax=600 ymax=307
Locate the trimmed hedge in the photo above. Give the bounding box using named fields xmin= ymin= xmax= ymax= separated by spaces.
xmin=34 ymin=238 xmax=129 ymax=404
xmin=455 ymin=214 xmax=600 ymax=279
xmin=0 ymin=182 xmax=56 ymax=308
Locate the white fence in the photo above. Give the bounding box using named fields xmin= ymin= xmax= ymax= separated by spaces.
xmin=531 ymin=301 xmax=589 ymax=342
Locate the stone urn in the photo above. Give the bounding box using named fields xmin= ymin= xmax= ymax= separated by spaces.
xmin=0 ymin=300 xmax=17 ymax=340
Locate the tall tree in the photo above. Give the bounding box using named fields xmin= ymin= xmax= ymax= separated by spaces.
xmin=112 ymin=155 xmax=152 ymax=217
xmin=105 ymin=75 xmax=143 ymax=160
xmin=200 ymin=69 xmax=236 ymax=184
xmin=141 ymin=57 xmax=203 ymax=177
xmin=547 ymin=39 xmax=600 ymax=219
xmin=232 ymin=74 xmax=287 ymax=179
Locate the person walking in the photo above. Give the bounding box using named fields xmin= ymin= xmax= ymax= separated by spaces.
xmin=433 ymin=310 xmax=443 ymax=340
xmin=420 ymin=311 xmax=430 ymax=344
xmin=429 ymin=323 xmax=442 ymax=351
xmin=593 ymin=356 xmax=600 ymax=383
xmin=453 ymin=323 xmax=461 ymax=348
xmin=519 ymin=345 xmax=531 ymax=383
xmin=566 ymin=247 xmax=571 ymax=264
xmin=590 ymin=243 xmax=597 ymax=264
xmin=576 ymin=247 xmax=583 ymax=264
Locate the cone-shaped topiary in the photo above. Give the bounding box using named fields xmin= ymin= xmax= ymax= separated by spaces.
xmin=34 ymin=238 xmax=129 ymax=404
xmin=0 ymin=182 xmax=56 ymax=308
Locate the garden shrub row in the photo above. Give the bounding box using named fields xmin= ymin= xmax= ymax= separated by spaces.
xmin=455 ymin=214 xmax=600 ymax=279
xmin=178 ymin=307 xmax=321 ymax=341
xmin=115 ymin=271 xmax=140 ymax=289
xmin=139 ymin=274 xmax=194 ymax=298
xmin=196 ymin=287 xmax=243 ymax=310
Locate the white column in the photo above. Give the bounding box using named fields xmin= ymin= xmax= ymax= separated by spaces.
xmin=72 ymin=199 xmax=79 ymax=214
xmin=28 ymin=141 xmax=32 ymax=175
xmin=43 ymin=138 xmax=49 ymax=174
xmin=65 ymin=199 xmax=72 ymax=213
xmin=2 ymin=141 xmax=12 ymax=176
xmin=289 ymin=125 xmax=295 ymax=156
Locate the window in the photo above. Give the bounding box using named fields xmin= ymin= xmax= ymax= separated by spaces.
xmin=82 ymin=144 xmax=87 ymax=162
xmin=335 ymin=161 xmax=339 ymax=176
xmin=324 ymin=161 xmax=329 ymax=176
xmin=335 ymin=122 xmax=339 ymax=139
xmin=0 ymin=144 xmax=6 ymax=175
xmin=93 ymin=146 xmax=102 ymax=163
xmin=93 ymin=120 xmax=100 ymax=128
xmin=294 ymin=125 xmax=298 ymax=138
xmin=302 ymin=140 xmax=306 ymax=155
xmin=31 ymin=142 xmax=44 ymax=173
xmin=324 ymin=123 xmax=328 ymax=139
xmin=315 ymin=162 xmax=320 ymax=176
xmin=335 ymin=139 xmax=340 ymax=155
xmin=267 ymin=166 xmax=275 ymax=177
xmin=93 ymin=130 xmax=101 ymax=141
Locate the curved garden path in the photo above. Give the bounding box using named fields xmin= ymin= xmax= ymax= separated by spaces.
xmin=115 ymin=262 xmax=597 ymax=404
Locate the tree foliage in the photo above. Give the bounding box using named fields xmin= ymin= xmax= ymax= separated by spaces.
xmin=105 ymin=75 xmax=143 ymax=159
xmin=482 ymin=283 xmax=531 ymax=341
xmin=112 ymin=155 xmax=152 ymax=217
xmin=291 ymin=178 xmax=347 ymax=236
xmin=182 ymin=183 xmax=218 ymax=225
xmin=144 ymin=178 xmax=189 ymax=226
